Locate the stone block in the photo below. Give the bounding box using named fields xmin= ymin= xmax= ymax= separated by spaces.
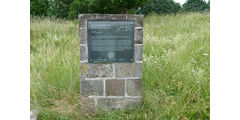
xmin=109 ymin=14 xmax=126 ymax=20
xmin=79 ymin=14 xmax=97 ymax=29
xmin=115 ymin=63 xmax=142 ymax=77
xmin=80 ymin=80 xmax=104 ymax=96
xmin=106 ymin=79 xmax=125 ymax=96
xmin=126 ymin=79 xmax=142 ymax=96
xmin=96 ymin=14 xmax=111 ymax=19
xmin=80 ymin=96 xmax=96 ymax=117
xmin=79 ymin=19 xmax=86 ymax=29
xmin=97 ymin=98 xmax=142 ymax=110
xmin=124 ymin=98 xmax=142 ymax=109
xmin=79 ymin=29 xmax=87 ymax=44
xmin=95 ymin=14 xmax=127 ymax=20
xmin=79 ymin=14 xmax=143 ymax=28
xmin=134 ymin=44 xmax=143 ymax=61
xmin=127 ymin=14 xmax=144 ymax=27
xmin=30 ymin=110 xmax=39 ymax=120
xmin=80 ymin=63 xmax=113 ymax=78
xmin=80 ymin=45 xmax=88 ymax=61
xmin=134 ymin=28 xmax=143 ymax=44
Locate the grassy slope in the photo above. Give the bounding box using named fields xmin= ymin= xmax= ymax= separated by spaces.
xmin=30 ymin=13 xmax=210 ymax=120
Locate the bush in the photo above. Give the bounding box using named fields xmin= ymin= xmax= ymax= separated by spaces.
xmin=90 ymin=0 xmax=119 ymax=14
xmin=68 ymin=0 xmax=146 ymax=19
xmin=30 ymin=0 xmax=50 ymax=16
xmin=68 ymin=0 xmax=93 ymax=19
xmin=183 ymin=0 xmax=209 ymax=12
xmin=49 ymin=0 xmax=74 ymax=18
xmin=91 ymin=0 xmax=146 ymax=14
xmin=137 ymin=0 xmax=181 ymax=15
xmin=30 ymin=0 xmax=209 ymax=19
xmin=207 ymin=0 xmax=210 ymax=11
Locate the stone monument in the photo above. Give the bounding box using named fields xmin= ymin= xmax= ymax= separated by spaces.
xmin=79 ymin=14 xmax=143 ymax=115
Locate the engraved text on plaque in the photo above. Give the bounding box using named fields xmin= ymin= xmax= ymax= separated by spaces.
xmin=88 ymin=20 xmax=134 ymax=63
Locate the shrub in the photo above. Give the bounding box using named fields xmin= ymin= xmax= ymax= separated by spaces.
xmin=49 ymin=0 xmax=74 ymax=18
xmin=182 ymin=0 xmax=209 ymax=12
xmin=30 ymin=0 xmax=50 ymax=16
xmin=91 ymin=0 xmax=146 ymax=14
xmin=68 ymin=0 xmax=146 ymax=19
xmin=68 ymin=0 xmax=93 ymax=19
xmin=137 ymin=0 xmax=181 ymax=15
xmin=207 ymin=0 xmax=210 ymax=11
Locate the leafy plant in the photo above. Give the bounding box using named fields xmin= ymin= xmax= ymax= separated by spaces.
xmin=183 ymin=0 xmax=209 ymax=12
xmin=137 ymin=0 xmax=181 ymax=15
xmin=49 ymin=0 xmax=74 ymax=18
xmin=30 ymin=0 xmax=50 ymax=16
xmin=91 ymin=0 xmax=146 ymax=14
xmin=68 ymin=0 xmax=93 ymax=19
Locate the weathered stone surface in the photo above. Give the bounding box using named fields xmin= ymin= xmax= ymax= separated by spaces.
xmin=123 ymin=98 xmax=142 ymax=109
xmin=134 ymin=44 xmax=143 ymax=61
xmin=79 ymin=29 xmax=87 ymax=44
xmin=79 ymin=14 xmax=97 ymax=29
xmin=97 ymin=98 xmax=142 ymax=110
xmin=30 ymin=110 xmax=39 ymax=120
xmin=79 ymin=14 xmax=97 ymax=19
xmin=115 ymin=63 xmax=142 ymax=77
xmin=110 ymin=14 xmax=127 ymax=20
xmin=95 ymin=14 xmax=110 ymax=19
xmin=80 ymin=80 xmax=104 ymax=96
xmin=79 ymin=14 xmax=143 ymax=28
xmin=134 ymin=28 xmax=143 ymax=44
xmin=80 ymin=96 xmax=96 ymax=117
xmin=127 ymin=14 xmax=144 ymax=27
xmin=80 ymin=45 xmax=88 ymax=61
xmin=80 ymin=63 xmax=113 ymax=78
xmin=126 ymin=79 xmax=142 ymax=96
xmin=91 ymin=14 xmax=127 ymax=20
xmin=79 ymin=19 xmax=87 ymax=29
xmin=106 ymin=79 xmax=125 ymax=96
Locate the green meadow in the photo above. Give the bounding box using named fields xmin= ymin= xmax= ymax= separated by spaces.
xmin=30 ymin=12 xmax=210 ymax=119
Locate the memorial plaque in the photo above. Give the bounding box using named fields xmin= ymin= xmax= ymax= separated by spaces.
xmin=88 ymin=20 xmax=134 ymax=63
xmin=80 ymin=14 xmax=143 ymax=114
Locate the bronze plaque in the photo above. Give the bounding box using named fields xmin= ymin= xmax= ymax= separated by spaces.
xmin=88 ymin=20 xmax=134 ymax=63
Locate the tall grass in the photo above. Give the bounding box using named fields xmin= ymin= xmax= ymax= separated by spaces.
xmin=30 ymin=13 xmax=210 ymax=119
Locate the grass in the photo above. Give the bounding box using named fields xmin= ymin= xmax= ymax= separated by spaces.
xmin=30 ymin=12 xmax=210 ymax=120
